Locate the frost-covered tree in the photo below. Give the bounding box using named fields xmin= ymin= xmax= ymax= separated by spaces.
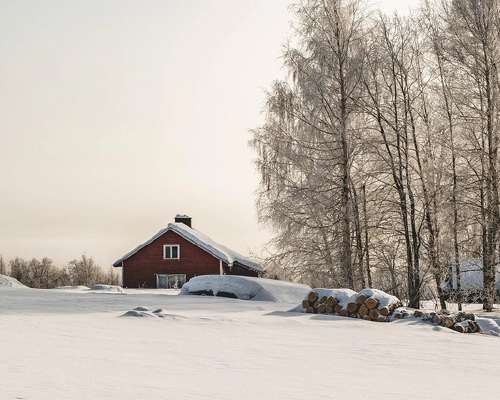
xmin=437 ymin=0 xmax=500 ymax=311
xmin=67 ymin=255 xmax=103 ymax=287
xmin=253 ymin=0 xmax=499 ymax=310
xmin=253 ymin=0 xmax=366 ymax=289
xmin=0 ymin=255 xmax=6 ymax=275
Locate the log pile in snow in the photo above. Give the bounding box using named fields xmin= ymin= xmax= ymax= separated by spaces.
xmin=300 ymin=288 xmax=402 ymax=322
xmin=299 ymin=288 xmax=491 ymax=334
xmin=411 ymin=310 xmax=481 ymax=334
xmin=392 ymin=308 xmax=484 ymax=334
xmin=295 ymin=289 xmax=490 ymax=335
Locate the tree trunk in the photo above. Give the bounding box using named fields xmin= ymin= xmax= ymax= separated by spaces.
xmin=362 ymin=184 xmax=372 ymax=287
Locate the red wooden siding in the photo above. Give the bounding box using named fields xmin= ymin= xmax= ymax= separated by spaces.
xmin=121 ymin=230 xmax=258 ymax=288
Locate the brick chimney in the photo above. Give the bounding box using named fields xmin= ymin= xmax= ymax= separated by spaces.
xmin=175 ymin=214 xmax=192 ymax=228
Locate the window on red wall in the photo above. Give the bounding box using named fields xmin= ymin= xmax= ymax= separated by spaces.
xmin=163 ymin=244 xmax=180 ymax=260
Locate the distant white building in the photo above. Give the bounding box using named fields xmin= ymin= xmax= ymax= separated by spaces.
xmin=442 ymin=259 xmax=500 ymax=301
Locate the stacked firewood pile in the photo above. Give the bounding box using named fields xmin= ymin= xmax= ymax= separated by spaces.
xmin=301 ymin=288 xmax=402 ymax=322
xmin=412 ymin=310 xmax=480 ymax=333
xmin=300 ymin=288 xmax=485 ymax=334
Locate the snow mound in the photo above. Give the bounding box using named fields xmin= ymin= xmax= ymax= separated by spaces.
xmin=121 ymin=310 xmax=158 ymax=318
xmin=180 ymin=275 xmax=310 ymax=303
xmin=358 ymin=288 xmax=400 ymax=308
xmin=476 ymin=317 xmax=500 ymax=336
xmin=55 ymin=285 xmax=90 ymax=291
xmin=0 ymin=274 xmax=27 ymax=288
xmin=120 ymin=307 xmax=179 ymax=319
xmin=90 ymin=284 xmax=124 ymax=293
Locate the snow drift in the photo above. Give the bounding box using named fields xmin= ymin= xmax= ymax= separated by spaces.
xmin=55 ymin=285 xmax=91 ymax=291
xmin=0 ymin=274 xmax=27 ymax=288
xmin=120 ymin=307 xmax=182 ymax=319
xmin=90 ymin=284 xmax=124 ymax=293
xmin=180 ymin=275 xmax=310 ymax=303
xmin=473 ymin=317 xmax=500 ymax=336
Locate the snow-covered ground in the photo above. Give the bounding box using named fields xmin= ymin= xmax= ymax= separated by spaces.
xmin=1 ymin=286 xmax=499 ymax=400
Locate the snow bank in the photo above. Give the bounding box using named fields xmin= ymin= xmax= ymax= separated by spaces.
xmin=90 ymin=284 xmax=124 ymax=293
xmin=180 ymin=275 xmax=310 ymax=303
xmin=120 ymin=307 xmax=179 ymax=319
xmin=55 ymin=285 xmax=90 ymax=291
xmin=121 ymin=309 xmax=159 ymax=318
xmin=0 ymin=274 xmax=27 ymax=288
xmin=476 ymin=317 xmax=500 ymax=337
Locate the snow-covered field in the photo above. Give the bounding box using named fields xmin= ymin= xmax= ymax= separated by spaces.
xmin=1 ymin=285 xmax=499 ymax=400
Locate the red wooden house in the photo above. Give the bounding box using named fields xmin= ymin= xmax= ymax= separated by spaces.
xmin=113 ymin=215 xmax=262 ymax=288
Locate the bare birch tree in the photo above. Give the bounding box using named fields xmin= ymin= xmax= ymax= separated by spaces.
xmin=253 ymin=0 xmax=366 ymax=288
xmin=252 ymin=0 xmax=499 ymax=309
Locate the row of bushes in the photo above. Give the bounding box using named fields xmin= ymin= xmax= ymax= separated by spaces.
xmin=0 ymin=255 xmax=120 ymax=289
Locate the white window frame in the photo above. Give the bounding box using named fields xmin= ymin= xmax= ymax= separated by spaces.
xmin=156 ymin=273 xmax=186 ymax=289
xmin=163 ymin=244 xmax=180 ymax=260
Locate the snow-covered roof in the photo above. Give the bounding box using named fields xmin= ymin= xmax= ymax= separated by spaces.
xmin=113 ymin=222 xmax=263 ymax=272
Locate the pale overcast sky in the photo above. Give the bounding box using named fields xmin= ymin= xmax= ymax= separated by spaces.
xmin=0 ymin=0 xmax=419 ymax=267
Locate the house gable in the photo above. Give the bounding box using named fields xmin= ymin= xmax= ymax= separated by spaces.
xmin=121 ymin=230 xmax=225 ymax=288
xmin=125 ymin=230 xmax=222 ymax=267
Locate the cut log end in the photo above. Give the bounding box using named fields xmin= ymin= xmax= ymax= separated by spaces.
xmin=347 ymin=302 xmax=360 ymax=314
xmin=326 ymin=296 xmax=337 ymax=307
xmin=307 ymin=291 xmax=318 ymax=304
xmin=378 ymin=306 xmax=390 ymax=316
xmin=368 ymin=308 xmax=380 ymax=321
xmin=358 ymin=304 xmax=369 ymax=317
xmin=365 ymin=297 xmax=380 ymax=309
xmin=317 ymin=304 xmax=327 ymax=314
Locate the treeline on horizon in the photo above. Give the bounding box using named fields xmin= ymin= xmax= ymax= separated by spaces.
xmin=0 ymin=254 xmax=120 ymax=289
xmin=252 ymin=0 xmax=500 ymax=310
